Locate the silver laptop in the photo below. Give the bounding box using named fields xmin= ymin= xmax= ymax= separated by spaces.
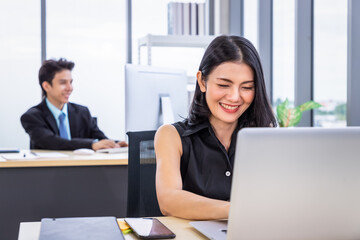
xmin=192 ymin=127 xmax=360 ymax=240
xmin=190 ymin=220 xmax=227 ymax=240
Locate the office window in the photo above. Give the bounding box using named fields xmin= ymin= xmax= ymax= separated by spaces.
xmin=0 ymin=0 xmax=41 ymax=148
xmin=47 ymin=0 xmax=126 ymax=139
xmin=272 ymin=0 xmax=295 ymax=109
xmin=132 ymin=0 xmax=207 ymax=77
xmin=243 ymin=0 xmax=258 ymax=50
xmin=313 ymin=0 xmax=347 ymax=127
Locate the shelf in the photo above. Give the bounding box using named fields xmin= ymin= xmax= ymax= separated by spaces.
xmin=138 ymin=34 xmax=217 ymax=65
xmin=138 ymin=34 xmax=216 ymax=48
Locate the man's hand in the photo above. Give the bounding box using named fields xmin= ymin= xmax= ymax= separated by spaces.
xmin=92 ymin=139 xmax=117 ymax=150
xmin=115 ymin=141 xmax=128 ymax=148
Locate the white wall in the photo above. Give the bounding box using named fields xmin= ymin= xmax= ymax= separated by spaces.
xmin=0 ymin=0 xmax=41 ymax=149
xmin=69 ymin=61 xmax=126 ymax=142
xmin=0 ymin=64 xmax=41 ymax=149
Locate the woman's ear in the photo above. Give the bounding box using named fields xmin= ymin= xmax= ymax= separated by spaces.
xmin=196 ymin=71 xmax=206 ymax=93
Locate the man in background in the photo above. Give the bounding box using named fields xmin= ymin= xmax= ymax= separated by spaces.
xmin=21 ymin=58 xmax=126 ymax=150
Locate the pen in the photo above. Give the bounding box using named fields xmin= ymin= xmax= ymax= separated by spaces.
xmin=23 ymin=152 xmax=36 ymax=158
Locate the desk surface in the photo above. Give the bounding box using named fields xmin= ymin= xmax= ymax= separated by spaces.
xmin=0 ymin=149 xmax=128 ymax=168
xmin=18 ymin=216 xmax=206 ymax=240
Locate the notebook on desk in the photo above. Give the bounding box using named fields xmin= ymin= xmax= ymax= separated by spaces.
xmin=191 ymin=127 xmax=360 ymax=240
xmin=96 ymin=147 xmax=128 ymax=154
xmin=39 ymin=216 xmax=124 ymax=240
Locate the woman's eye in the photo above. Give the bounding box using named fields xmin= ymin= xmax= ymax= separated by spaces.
xmin=242 ymin=86 xmax=254 ymax=90
xmin=218 ymin=84 xmax=229 ymax=88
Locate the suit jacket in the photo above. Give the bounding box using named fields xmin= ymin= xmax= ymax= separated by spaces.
xmin=21 ymin=99 xmax=108 ymax=150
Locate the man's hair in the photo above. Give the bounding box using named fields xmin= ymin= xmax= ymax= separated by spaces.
xmin=39 ymin=58 xmax=75 ymax=96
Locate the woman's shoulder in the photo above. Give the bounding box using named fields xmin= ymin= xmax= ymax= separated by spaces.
xmin=158 ymin=119 xmax=209 ymax=140
xmin=157 ymin=123 xmax=176 ymax=133
xmin=172 ymin=119 xmax=189 ymax=133
xmin=156 ymin=124 xmax=180 ymax=140
xmin=155 ymin=124 xmax=183 ymax=154
xmin=156 ymin=120 xmax=190 ymax=142
xmin=173 ymin=119 xmax=204 ymax=137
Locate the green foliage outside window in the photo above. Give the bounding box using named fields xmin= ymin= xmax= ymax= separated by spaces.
xmin=276 ymin=99 xmax=322 ymax=127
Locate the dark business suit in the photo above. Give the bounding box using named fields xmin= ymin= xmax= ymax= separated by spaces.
xmin=21 ymin=99 xmax=107 ymax=150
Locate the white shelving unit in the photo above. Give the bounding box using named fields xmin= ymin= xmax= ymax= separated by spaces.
xmin=137 ymin=34 xmax=217 ymax=106
xmin=138 ymin=34 xmax=216 ymax=65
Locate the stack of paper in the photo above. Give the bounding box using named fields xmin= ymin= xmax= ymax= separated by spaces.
xmin=1 ymin=152 xmax=68 ymax=160
xmin=96 ymin=147 xmax=128 ymax=154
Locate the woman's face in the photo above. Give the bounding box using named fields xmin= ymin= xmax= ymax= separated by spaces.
xmin=198 ymin=61 xmax=255 ymax=127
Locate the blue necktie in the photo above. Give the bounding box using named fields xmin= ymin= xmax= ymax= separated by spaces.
xmin=59 ymin=112 xmax=69 ymax=139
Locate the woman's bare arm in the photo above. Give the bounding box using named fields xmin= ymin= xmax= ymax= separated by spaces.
xmin=155 ymin=124 xmax=230 ymax=220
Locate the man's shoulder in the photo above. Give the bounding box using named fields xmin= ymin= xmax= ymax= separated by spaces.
xmin=22 ymin=101 xmax=47 ymax=116
xmin=20 ymin=101 xmax=49 ymax=125
xmin=68 ymin=102 xmax=91 ymax=116
xmin=68 ymin=102 xmax=89 ymax=111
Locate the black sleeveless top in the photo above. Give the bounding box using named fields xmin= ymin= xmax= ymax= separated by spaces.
xmin=173 ymin=119 xmax=242 ymax=201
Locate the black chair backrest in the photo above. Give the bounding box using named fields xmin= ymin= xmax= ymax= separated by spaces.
xmin=126 ymin=130 xmax=163 ymax=217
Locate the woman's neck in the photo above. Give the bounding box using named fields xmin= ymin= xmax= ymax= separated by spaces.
xmin=209 ymin=117 xmax=238 ymax=151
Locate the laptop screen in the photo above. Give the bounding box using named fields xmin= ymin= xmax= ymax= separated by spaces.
xmin=228 ymin=127 xmax=360 ymax=240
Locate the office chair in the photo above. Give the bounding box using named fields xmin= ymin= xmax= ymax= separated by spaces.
xmin=126 ymin=130 xmax=163 ymax=217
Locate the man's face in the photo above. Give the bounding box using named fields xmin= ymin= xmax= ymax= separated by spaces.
xmin=42 ymin=69 xmax=73 ymax=110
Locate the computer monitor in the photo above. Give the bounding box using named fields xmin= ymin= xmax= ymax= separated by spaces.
xmin=125 ymin=64 xmax=188 ymax=132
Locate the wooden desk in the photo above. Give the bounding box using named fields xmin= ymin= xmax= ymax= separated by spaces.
xmin=0 ymin=149 xmax=128 ymax=167
xmin=18 ymin=217 xmax=207 ymax=240
xmin=0 ymin=150 xmax=128 ymax=240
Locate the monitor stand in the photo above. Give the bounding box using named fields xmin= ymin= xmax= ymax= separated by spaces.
xmin=158 ymin=94 xmax=175 ymax=126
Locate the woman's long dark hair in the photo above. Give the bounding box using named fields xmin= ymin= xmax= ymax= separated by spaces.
xmin=188 ymin=35 xmax=277 ymax=127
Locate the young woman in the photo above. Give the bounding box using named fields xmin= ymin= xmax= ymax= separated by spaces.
xmin=154 ymin=35 xmax=277 ymax=220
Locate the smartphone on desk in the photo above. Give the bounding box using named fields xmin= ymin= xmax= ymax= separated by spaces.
xmin=124 ymin=217 xmax=176 ymax=239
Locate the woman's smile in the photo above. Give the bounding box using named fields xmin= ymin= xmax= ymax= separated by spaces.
xmin=219 ymin=102 xmax=240 ymax=113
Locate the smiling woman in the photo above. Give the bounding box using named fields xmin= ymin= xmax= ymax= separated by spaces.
xmin=154 ymin=35 xmax=277 ymax=220
xmin=197 ymin=62 xmax=255 ymax=132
